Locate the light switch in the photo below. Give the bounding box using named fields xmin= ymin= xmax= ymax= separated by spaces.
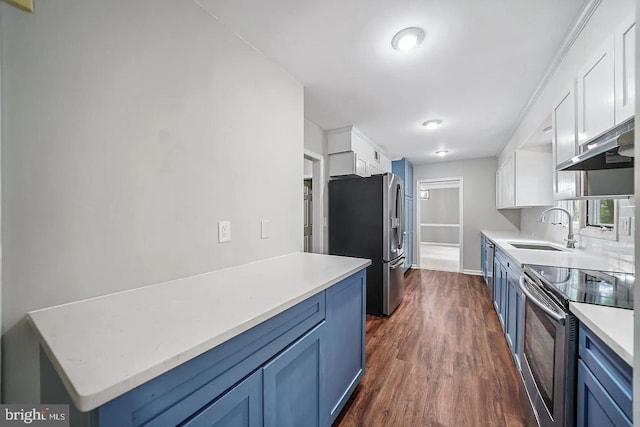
xmin=261 ymin=220 xmax=271 ymax=239
xmin=218 ymin=221 xmax=231 ymax=243
xmin=620 ymin=217 xmax=631 ymax=236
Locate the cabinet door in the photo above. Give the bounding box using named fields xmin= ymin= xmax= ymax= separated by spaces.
xmin=577 ymin=37 xmax=615 ymax=145
xmin=552 ymin=82 xmax=579 ymax=199
xmin=505 ymin=276 xmax=522 ymax=368
xmin=323 ymin=272 xmax=366 ymax=425
xmin=493 ymin=260 xmax=505 ymax=330
xmin=577 ymin=360 xmax=632 ymax=427
xmin=615 ymin=19 xmax=636 ymax=125
xmin=263 ymin=323 xmax=323 ymax=427
xmin=355 ymin=155 xmax=368 ymax=177
xmin=183 ymin=370 xmax=263 ymax=427
xmin=499 ymin=265 xmax=508 ymax=332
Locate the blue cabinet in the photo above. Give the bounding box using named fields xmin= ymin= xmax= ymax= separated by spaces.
xmin=323 ymin=271 xmax=366 ymax=424
xmin=505 ymin=274 xmax=522 ymax=368
xmin=94 ymin=270 xmax=367 ymax=427
xmin=392 ymin=158 xmax=414 ymax=271
xmin=577 ymin=324 xmax=632 ymax=427
xmin=264 ymin=324 xmax=324 ymax=427
xmin=492 ymin=248 xmax=523 ymax=367
xmin=184 ymin=370 xmax=263 ymax=427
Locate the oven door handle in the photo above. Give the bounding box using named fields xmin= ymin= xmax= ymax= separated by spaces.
xmin=519 ymin=275 xmax=566 ymax=325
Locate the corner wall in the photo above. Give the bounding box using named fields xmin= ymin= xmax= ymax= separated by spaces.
xmin=413 ymin=157 xmax=520 ymax=272
xmin=1 ymin=0 xmax=303 ymax=402
xmin=303 ymin=119 xmax=329 ymax=253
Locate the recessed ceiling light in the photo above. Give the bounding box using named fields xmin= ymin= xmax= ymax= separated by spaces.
xmin=543 ymin=126 xmax=553 ymax=134
xmin=435 ymin=150 xmax=448 ymax=156
xmin=422 ymin=119 xmax=443 ymax=130
xmin=391 ymin=27 xmax=425 ymax=51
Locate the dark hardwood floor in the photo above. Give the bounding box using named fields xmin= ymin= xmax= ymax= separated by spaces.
xmin=334 ymin=269 xmax=526 ymax=427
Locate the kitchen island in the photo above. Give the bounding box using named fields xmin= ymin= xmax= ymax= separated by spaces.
xmin=28 ymin=252 xmax=370 ymax=426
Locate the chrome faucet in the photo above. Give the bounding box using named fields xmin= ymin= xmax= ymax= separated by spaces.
xmin=538 ymin=207 xmax=576 ymax=248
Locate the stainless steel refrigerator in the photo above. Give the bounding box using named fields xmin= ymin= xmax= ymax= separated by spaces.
xmin=329 ymin=173 xmax=405 ymax=316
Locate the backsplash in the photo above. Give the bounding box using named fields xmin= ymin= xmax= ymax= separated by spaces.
xmin=519 ymin=199 xmax=635 ymax=273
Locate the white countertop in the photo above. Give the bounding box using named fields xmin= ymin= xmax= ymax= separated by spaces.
xmin=481 ymin=230 xmax=633 ymax=273
xmin=482 ymin=230 xmax=634 ymax=364
xmin=569 ymin=302 xmax=633 ymax=366
xmin=27 ymin=252 xmax=371 ymax=412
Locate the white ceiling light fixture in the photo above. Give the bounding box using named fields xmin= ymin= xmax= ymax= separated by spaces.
xmin=435 ymin=150 xmax=448 ymax=156
xmin=422 ymin=119 xmax=443 ymax=130
xmin=391 ymin=27 xmax=425 ymax=51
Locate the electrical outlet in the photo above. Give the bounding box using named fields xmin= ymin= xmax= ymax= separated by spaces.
xmin=261 ymin=220 xmax=271 ymax=239
xmin=620 ymin=217 xmax=631 ymax=236
xmin=218 ymin=221 xmax=231 ymax=243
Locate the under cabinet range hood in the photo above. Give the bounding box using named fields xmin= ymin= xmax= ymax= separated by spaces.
xmin=557 ymin=119 xmax=634 ymax=171
xmin=556 ymin=119 xmax=634 ymax=199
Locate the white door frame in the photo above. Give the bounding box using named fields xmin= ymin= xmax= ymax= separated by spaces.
xmin=304 ymin=149 xmax=325 ymax=254
xmin=416 ymin=177 xmax=464 ymax=272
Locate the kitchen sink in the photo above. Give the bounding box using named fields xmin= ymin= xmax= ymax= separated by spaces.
xmin=509 ymin=243 xmax=564 ymax=251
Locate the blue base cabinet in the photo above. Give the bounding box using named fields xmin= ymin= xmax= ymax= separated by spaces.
xmin=264 ymin=324 xmax=323 ymax=427
xmin=324 ymin=271 xmax=366 ymax=424
xmin=577 ymin=324 xmax=632 ymax=427
xmin=492 ymin=247 xmax=523 ymax=368
xmin=91 ymin=270 xmax=367 ymax=427
xmin=392 ymin=158 xmax=414 ymax=272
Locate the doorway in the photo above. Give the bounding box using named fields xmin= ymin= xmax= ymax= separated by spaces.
xmin=303 ymin=150 xmax=325 ymax=253
xmin=417 ymin=178 xmax=463 ymax=272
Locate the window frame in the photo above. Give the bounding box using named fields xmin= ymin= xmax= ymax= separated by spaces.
xmin=579 ymin=199 xmax=618 ymax=241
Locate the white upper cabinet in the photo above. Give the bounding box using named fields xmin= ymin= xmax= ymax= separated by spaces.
xmin=615 ymin=18 xmax=636 ymax=125
xmin=328 ymin=126 xmax=391 ymax=177
xmin=552 ymin=81 xmax=579 ymax=200
xmin=496 ymin=150 xmax=552 ymax=209
xmin=577 ymin=36 xmax=615 ymax=146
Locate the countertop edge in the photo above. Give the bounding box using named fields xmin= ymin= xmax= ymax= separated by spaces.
xmin=569 ymin=302 xmax=633 ymax=366
xmin=28 ymin=256 xmax=371 ymax=412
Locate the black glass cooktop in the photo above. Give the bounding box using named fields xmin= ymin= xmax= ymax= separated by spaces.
xmin=526 ymin=264 xmax=634 ymax=310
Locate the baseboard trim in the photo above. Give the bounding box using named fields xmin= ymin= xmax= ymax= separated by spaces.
xmin=463 ymin=269 xmax=483 ymax=276
xmin=411 ymin=264 xmax=419 ymax=269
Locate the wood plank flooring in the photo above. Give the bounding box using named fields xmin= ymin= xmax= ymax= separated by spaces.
xmin=334 ymin=269 xmax=526 ymax=427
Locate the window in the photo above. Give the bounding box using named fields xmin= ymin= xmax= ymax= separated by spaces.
xmin=579 ymin=199 xmax=617 ymax=240
xmin=585 ymin=200 xmax=615 ymax=228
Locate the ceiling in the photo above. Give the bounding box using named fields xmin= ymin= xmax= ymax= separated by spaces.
xmin=197 ymin=0 xmax=586 ymax=164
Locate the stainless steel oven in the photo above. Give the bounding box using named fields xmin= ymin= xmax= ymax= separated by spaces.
xmin=518 ymin=270 xmax=577 ymax=427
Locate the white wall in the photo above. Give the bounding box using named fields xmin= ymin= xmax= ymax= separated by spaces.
xmin=499 ymin=0 xmax=635 ymax=165
xmin=303 ymin=119 xmax=329 ymax=253
xmin=413 ymin=157 xmax=520 ymax=272
xmin=1 ymin=0 xmax=303 ymax=403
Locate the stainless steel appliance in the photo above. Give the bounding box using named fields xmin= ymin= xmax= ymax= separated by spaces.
xmin=518 ymin=264 xmax=634 ymax=427
xmin=556 ymin=118 xmax=634 ymax=198
xmin=329 ymin=173 xmax=405 ymax=316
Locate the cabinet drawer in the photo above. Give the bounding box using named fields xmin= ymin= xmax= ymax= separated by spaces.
xmin=98 ymin=293 xmax=325 ymax=426
xmin=579 ymin=324 xmax=632 ymax=420
xmin=577 ymin=360 xmax=631 ymax=427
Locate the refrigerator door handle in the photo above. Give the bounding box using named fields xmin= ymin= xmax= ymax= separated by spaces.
xmin=396 ymin=183 xmax=404 ymax=249
xmin=390 ymin=256 xmax=406 ymax=269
